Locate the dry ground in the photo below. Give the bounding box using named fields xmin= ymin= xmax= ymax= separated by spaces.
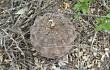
xmin=0 ymin=0 xmax=110 ymax=70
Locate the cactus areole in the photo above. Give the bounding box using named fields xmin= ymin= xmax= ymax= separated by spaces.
xmin=30 ymin=12 xmax=77 ymax=58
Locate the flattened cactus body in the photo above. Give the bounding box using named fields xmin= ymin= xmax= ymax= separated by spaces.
xmin=30 ymin=13 xmax=77 ymax=58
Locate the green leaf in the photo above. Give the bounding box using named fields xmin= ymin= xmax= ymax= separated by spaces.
xmin=107 ymin=13 xmax=110 ymax=18
xmin=89 ymin=0 xmax=93 ymax=4
xmin=79 ymin=0 xmax=85 ymax=2
xmin=82 ymin=6 xmax=88 ymax=14
xmin=103 ymin=23 xmax=109 ymax=30
xmin=74 ymin=2 xmax=81 ymax=10
xmin=108 ymin=19 xmax=110 ymax=22
xmin=81 ymin=2 xmax=88 ymax=14
xmin=106 ymin=22 xmax=110 ymax=30
xmin=95 ymin=24 xmax=103 ymax=31
xmin=74 ymin=14 xmax=80 ymax=19
xmin=96 ymin=18 xmax=101 ymax=24
xmin=102 ymin=17 xmax=106 ymax=24
xmin=95 ymin=22 xmax=110 ymax=31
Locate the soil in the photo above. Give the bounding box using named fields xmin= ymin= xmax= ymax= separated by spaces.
xmin=0 ymin=0 xmax=110 ymax=70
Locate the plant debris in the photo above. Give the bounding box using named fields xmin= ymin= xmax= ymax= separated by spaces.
xmin=0 ymin=0 xmax=110 ymax=70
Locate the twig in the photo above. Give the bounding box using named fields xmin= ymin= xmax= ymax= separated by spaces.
xmin=91 ymin=32 xmax=97 ymax=46
xmin=19 ymin=28 xmax=28 ymax=48
xmin=10 ymin=37 xmax=24 ymax=55
xmin=1 ymin=29 xmax=24 ymax=55
xmin=66 ymin=12 xmax=108 ymax=18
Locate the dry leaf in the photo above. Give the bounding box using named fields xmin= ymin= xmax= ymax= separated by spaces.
xmin=62 ymin=2 xmax=70 ymax=9
xmin=83 ymin=55 xmax=88 ymax=61
xmin=79 ymin=52 xmax=83 ymax=57
xmin=34 ymin=57 xmax=41 ymax=69
xmin=0 ymin=49 xmax=3 ymax=62
xmin=58 ymin=60 xmax=67 ymax=67
xmin=101 ymin=54 xmax=105 ymax=61
xmin=105 ymin=52 xmax=109 ymax=57
xmin=4 ymin=59 xmax=13 ymax=63
xmin=97 ymin=61 xmax=101 ymax=68
xmin=31 ymin=47 xmax=36 ymax=51
xmin=87 ymin=64 xmax=93 ymax=68
xmin=15 ymin=6 xmax=28 ymax=14
xmin=104 ymin=47 xmax=109 ymax=57
xmin=106 ymin=5 xmax=110 ymax=10
xmin=88 ymin=8 xmax=95 ymax=14
xmin=52 ymin=64 xmax=60 ymax=70
xmin=51 ymin=22 xmax=55 ymax=27
xmin=104 ymin=48 xmax=109 ymax=51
